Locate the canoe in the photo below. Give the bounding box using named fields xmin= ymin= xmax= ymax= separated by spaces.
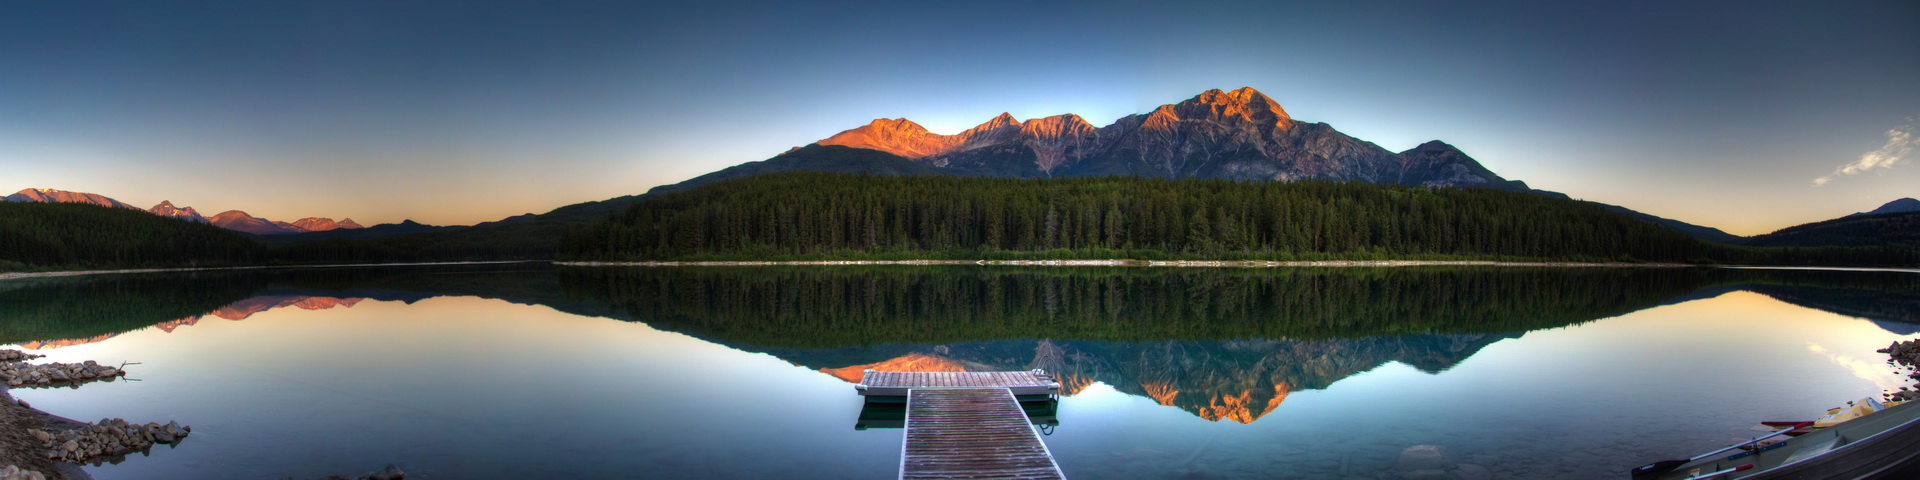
xmin=1635 ymin=399 xmax=1920 ymax=479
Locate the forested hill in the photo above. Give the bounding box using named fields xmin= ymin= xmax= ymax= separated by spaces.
xmin=7 ymin=174 xmax=1912 ymax=271
xmin=0 ymin=201 xmax=266 ymax=270
xmin=1745 ymin=210 xmax=1920 ymax=247
xmin=559 ymin=172 xmax=1725 ymax=262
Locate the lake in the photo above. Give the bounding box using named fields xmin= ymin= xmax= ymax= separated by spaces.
xmin=2 ymin=263 xmax=1916 ymax=479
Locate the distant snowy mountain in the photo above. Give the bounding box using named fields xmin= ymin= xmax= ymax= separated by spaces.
xmin=8 ymin=188 xmax=362 ymax=235
xmin=5 ymin=188 xmax=143 ymax=210
xmin=149 ymin=200 xmax=210 ymax=223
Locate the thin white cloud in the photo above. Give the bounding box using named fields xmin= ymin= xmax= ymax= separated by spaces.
xmin=1808 ymin=342 xmax=1906 ymax=392
xmin=1815 ymin=122 xmax=1916 ymax=186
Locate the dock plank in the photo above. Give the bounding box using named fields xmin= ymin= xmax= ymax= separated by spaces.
xmin=858 ymin=370 xmax=1062 ymax=397
xmin=902 ymin=388 xmax=1064 ymax=480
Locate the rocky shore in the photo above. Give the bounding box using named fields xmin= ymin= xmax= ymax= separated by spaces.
xmin=1878 ymin=339 xmax=1920 ymax=402
xmin=1 ymin=349 xmax=194 ymax=480
xmin=0 ymin=348 xmax=407 ymax=479
xmin=0 ymin=387 xmax=76 ymax=479
xmin=0 ymin=360 xmax=126 ymax=389
xmin=36 ymin=419 xmax=189 ymax=465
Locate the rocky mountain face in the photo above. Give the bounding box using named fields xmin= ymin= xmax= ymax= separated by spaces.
xmin=148 ymin=200 xmax=209 ymax=223
xmin=209 ymin=210 xmax=294 ymax=235
xmin=206 ymin=210 xmax=363 ymax=235
xmin=16 ymin=333 xmax=123 ymax=350
xmin=210 ymin=295 xmax=364 ymax=321
xmin=1057 ymin=334 xmax=1507 ymax=423
xmin=807 ymin=334 xmax=1509 ymax=424
xmin=8 ymin=188 xmax=363 ymax=236
xmin=18 ymin=295 xmax=366 ymax=350
xmin=293 ymin=217 xmax=364 ymax=231
xmin=818 ymin=118 xmax=964 ymax=159
xmin=625 ymin=87 xmax=1738 ymax=245
xmin=5 ymin=188 xmax=142 ymax=210
xmin=818 ymin=353 xmax=978 ymax=383
xmin=814 ymin=87 xmax=1527 ymax=189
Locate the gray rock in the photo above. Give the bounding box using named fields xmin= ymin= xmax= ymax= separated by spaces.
xmin=368 ymin=464 xmax=406 ymax=480
xmin=1397 ymin=445 xmax=1453 ymax=471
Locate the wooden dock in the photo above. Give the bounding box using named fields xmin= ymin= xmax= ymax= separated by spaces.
xmin=855 ymin=370 xmax=1067 ymax=479
xmin=856 ymin=369 xmax=1061 ymax=397
xmin=902 ymin=388 xmax=1065 ymax=480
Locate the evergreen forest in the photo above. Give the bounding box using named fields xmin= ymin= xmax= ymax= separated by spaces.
xmin=6 ymin=173 xmax=1917 ymax=271
xmin=559 ymin=172 xmax=1916 ymax=266
xmin=0 ymin=202 xmax=266 ymax=271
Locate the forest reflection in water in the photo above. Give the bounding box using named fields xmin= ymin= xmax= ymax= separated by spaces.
xmin=4 ymin=263 xmax=1918 ymax=479
xmin=5 ymin=263 xmax=1916 ymax=425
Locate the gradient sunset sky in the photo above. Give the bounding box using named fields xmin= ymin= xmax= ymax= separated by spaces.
xmin=3 ymin=1 xmax=1916 ymax=235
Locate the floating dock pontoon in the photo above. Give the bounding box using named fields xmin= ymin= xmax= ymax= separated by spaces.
xmin=855 ymin=370 xmax=1066 ymax=480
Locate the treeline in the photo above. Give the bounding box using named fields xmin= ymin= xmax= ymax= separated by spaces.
xmin=1745 ymin=211 xmax=1920 ymax=247
xmin=558 ymin=173 xmax=1920 ymax=266
xmin=0 ymin=202 xmax=558 ymax=271
xmin=557 ymin=266 xmax=1720 ymax=347
xmin=0 ymin=262 xmax=569 ymax=346
xmin=0 ymin=202 xmax=266 ymax=271
xmin=268 ymin=224 xmax=556 ymax=263
xmin=7 ymin=259 xmax=1912 ymax=349
xmin=0 ymin=272 xmax=263 ymax=345
xmin=8 ymin=173 xmax=1917 ymax=270
xmin=264 ymin=194 xmax=653 ymax=264
xmin=559 ymin=173 xmax=1712 ymax=262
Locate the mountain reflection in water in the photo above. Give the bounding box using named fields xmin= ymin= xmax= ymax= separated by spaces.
xmin=12 ymin=294 xmax=367 ymax=350
xmin=812 ymin=335 xmax=1508 ymax=423
xmin=3 ymin=263 xmax=1917 ymax=426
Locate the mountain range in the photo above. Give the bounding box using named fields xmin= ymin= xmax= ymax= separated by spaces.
xmin=14 ymin=294 xmax=368 ymax=350
xmin=642 ymin=87 xmax=1775 ymax=244
xmin=7 ymin=87 xmax=1913 ymax=256
xmin=816 ymin=88 xmax=1527 ymax=189
xmin=677 ymin=87 xmax=1528 ymax=191
xmin=206 ymin=209 xmax=363 ymax=235
xmin=6 ymin=188 xmax=363 ymax=235
xmin=5 ymin=188 xmax=141 ymax=210
xmin=811 ymin=335 xmax=1510 ymax=424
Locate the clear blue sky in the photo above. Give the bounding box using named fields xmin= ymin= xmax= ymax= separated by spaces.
xmin=3 ymin=0 xmax=1916 ymax=235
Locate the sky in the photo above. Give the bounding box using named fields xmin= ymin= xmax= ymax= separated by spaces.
xmin=2 ymin=0 xmax=1917 ymax=235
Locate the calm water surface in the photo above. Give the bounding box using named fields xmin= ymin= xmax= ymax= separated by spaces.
xmin=1 ymin=264 xmax=1915 ymax=479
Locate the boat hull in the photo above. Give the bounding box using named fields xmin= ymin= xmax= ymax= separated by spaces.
xmin=1654 ymin=400 xmax=1920 ymax=479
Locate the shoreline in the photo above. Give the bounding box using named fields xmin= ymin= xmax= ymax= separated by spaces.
xmin=1 ymin=383 xmax=94 ymax=480
xmin=557 ymin=259 xmax=1697 ymax=268
xmin=0 ymin=260 xmax=541 ymax=282
xmin=12 ymin=259 xmax=1913 ymax=280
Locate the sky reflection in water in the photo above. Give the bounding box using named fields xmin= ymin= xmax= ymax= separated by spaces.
xmin=2 ymin=266 xmax=1913 ymax=480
